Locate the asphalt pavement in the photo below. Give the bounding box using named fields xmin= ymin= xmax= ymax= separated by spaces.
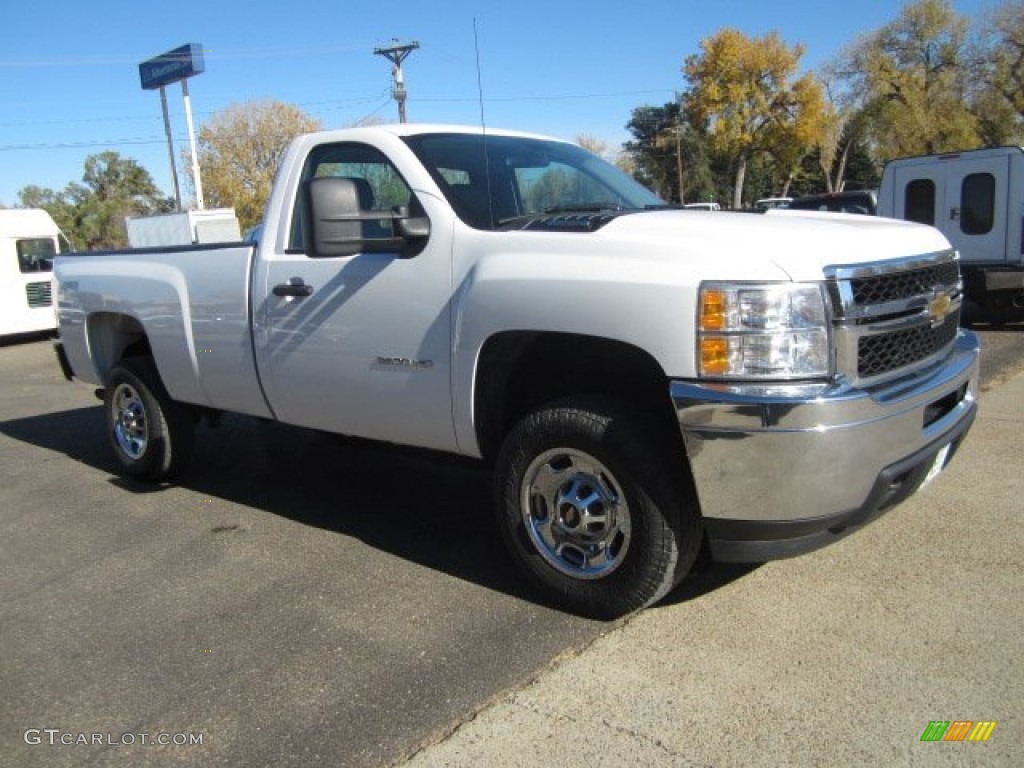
xmin=0 ymin=338 xmax=602 ymax=768
xmin=398 ymin=367 xmax=1024 ymax=767
xmin=1 ymin=332 xmax=1021 ymax=768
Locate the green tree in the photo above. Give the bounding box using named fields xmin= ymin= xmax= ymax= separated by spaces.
xmin=624 ymin=102 xmax=716 ymax=203
xmin=625 ymin=102 xmax=683 ymax=199
xmin=17 ymin=152 xmax=171 ymax=250
xmin=839 ymin=134 xmax=882 ymax=191
xmin=682 ymin=28 xmax=829 ymax=208
xmin=196 ymin=100 xmax=321 ymax=231
xmin=17 ymin=185 xmax=76 ymax=237
xmin=75 ymin=152 xmax=172 ymax=249
xmin=788 ymin=129 xmax=880 ymax=198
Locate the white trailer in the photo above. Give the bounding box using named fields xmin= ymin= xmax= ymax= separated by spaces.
xmin=125 ymin=208 xmax=241 ymax=249
xmin=879 ymin=146 xmax=1024 ymax=319
xmin=0 ymin=208 xmax=65 ymax=337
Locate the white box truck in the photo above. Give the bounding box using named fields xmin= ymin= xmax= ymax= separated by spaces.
xmin=125 ymin=208 xmax=241 ymax=248
xmin=0 ymin=208 xmax=66 ymax=337
xmin=879 ymin=146 xmax=1024 ymax=320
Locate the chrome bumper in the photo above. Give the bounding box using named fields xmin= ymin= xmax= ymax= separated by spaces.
xmin=672 ymin=330 xmax=980 ymax=562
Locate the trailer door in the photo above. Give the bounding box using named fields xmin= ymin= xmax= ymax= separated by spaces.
xmin=945 ymin=155 xmax=1010 ymax=263
xmin=889 ymin=164 xmax=943 ymax=226
xmin=890 ymin=154 xmax=1010 ymax=263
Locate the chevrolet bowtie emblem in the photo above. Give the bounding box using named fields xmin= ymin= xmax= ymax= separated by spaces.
xmin=927 ymin=288 xmax=953 ymax=327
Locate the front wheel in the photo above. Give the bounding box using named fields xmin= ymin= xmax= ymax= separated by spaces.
xmin=495 ymin=397 xmax=701 ymax=619
xmin=104 ymin=358 xmax=194 ymax=481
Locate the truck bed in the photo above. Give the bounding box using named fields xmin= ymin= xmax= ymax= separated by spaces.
xmin=55 ymin=242 xmax=272 ymax=419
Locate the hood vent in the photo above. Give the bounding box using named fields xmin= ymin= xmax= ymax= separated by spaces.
xmin=523 ymin=212 xmax=629 ymax=233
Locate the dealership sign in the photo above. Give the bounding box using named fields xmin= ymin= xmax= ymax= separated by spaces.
xmin=138 ymin=43 xmax=208 ymax=210
xmin=139 ymin=43 xmax=205 ymax=90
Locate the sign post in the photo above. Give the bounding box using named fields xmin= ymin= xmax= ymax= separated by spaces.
xmin=180 ymin=79 xmax=204 ymax=209
xmin=157 ymin=86 xmax=181 ymax=209
xmin=139 ymin=44 xmax=206 ymax=211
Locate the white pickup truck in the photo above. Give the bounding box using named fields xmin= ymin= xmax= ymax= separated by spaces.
xmin=54 ymin=124 xmax=980 ymax=619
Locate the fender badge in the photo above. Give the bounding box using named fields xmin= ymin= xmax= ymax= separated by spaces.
xmin=374 ymin=356 xmax=434 ymax=370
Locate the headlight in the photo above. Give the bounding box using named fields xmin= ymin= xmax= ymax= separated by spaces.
xmin=698 ymin=282 xmax=830 ymax=379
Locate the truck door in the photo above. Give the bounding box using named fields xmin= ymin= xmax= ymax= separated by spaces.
xmin=891 ymin=155 xmax=1009 ymax=263
xmin=254 ymin=142 xmax=457 ymax=453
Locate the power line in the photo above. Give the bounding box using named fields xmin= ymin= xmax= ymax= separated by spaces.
xmin=351 ymin=98 xmax=398 ymax=126
xmin=0 ymin=43 xmax=369 ymax=69
xmin=0 ymin=85 xmax=681 ymax=154
xmin=0 ymin=93 xmax=390 ymax=128
xmin=0 ymin=85 xmax=678 ymax=131
xmin=413 ymin=88 xmax=678 ymax=103
xmin=0 ymin=136 xmax=181 ymax=152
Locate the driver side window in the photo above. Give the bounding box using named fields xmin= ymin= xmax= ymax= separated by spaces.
xmin=290 ymin=143 xmax=413 ymax=251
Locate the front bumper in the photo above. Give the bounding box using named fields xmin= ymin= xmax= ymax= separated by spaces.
xmin=672 ymin=330 xmax=980 ymax=562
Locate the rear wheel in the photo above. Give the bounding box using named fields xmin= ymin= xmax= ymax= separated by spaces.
xmin=105 ymin=358 xmax=194 ymax=481
xmin=495 ymin=397 xmax=701 ymax=619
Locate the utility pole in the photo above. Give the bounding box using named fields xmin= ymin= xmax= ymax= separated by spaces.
xmin=673 ymin=125 xmax=685 ymax=205
xmin=655 ymin=123 xmax=686 ymax=204
xmin=373 ymin=40 xmax=420 ymax=123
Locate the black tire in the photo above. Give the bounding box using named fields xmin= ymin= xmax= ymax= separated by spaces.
xmin=104 ymin=357 xmax=194 ymax=481
xmin=495 ymin=397 xmax=701 ymax=620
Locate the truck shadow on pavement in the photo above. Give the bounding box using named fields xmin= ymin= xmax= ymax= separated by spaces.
xmin=1 ymin=405 xmax=759 ymax=614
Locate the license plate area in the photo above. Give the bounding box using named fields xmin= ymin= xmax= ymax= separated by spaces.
xmin=921 ymin=443 xmax=952 ymax=489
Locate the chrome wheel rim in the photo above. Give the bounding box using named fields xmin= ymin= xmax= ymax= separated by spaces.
xmin=112 ymin=382 xmax=148 ymax=460
xmin=521 ymin=448 xmax=631 ymax=580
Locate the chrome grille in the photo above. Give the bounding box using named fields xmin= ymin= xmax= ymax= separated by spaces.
xmin=26 ymin=281 xmax=53 ymax=308
xmin=850 ymin=261 xmax=960 ymax=305
xmin=826 ymin=251 xmax=962 ymax=386
xmin=858 ymin=313 xmax=960 ymax=378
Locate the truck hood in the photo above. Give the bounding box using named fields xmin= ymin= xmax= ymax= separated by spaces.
xmin=597 ymin=209 xmax=953 ymax=282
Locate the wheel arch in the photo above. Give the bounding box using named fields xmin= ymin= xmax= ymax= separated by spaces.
xmin=86 ymin=312 xmax=152 ymax=384
xmin=473 ymin=331 xmax=684 ymax=464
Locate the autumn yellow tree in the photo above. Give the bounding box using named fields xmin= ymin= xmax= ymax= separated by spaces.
xmin=683 ymin=29 xmax=829 ymax=208
xmin=575 ymin=134 xmax=609 ymax=157
xmin=814 ymin=64 xmax=881 ymax=194
xmin=196 ymin=101 xmax=321 ymax=230
xmin=833 ymin=0 xmax=979 ymax=159
xmin=973 ymin=2 xmax=1024 ymax=144
xmin=814 ymin=100 xmax=847 ymax=193
xmin=990 ymin=3 xmax=1024 ymax=122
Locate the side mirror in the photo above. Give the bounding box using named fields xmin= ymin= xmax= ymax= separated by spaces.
xmin=306 ymin=177 xmax=430 ymax=259
xmin=395 ymin=209 xmax=431 ymax=240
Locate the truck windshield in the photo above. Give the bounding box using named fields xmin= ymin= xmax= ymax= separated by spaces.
xmin=403 ymin=133 xmax=664 ymax=230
